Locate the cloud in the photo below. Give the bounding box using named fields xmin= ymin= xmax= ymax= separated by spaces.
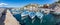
xmin=55 ymin=0 xmax=59 ymax=2
xmin=0 ymin=3 xmax=8 ymax=6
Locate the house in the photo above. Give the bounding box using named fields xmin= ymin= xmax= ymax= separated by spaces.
xmin=50 ymin=3 xmax=60 ymax=15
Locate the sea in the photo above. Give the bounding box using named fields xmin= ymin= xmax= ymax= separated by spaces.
xmin=10 ymin=10 xmax=60 ymax=25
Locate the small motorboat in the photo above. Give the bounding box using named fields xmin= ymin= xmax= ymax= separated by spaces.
xmin=10 ymin=9 xmax=21 ymax=14
xmin=21 ymin=11 xmax=29 ymax=16
xmin=29 ymin=12 xmax=36 ymax=19
xmin=52 ymin=12 xmax=60 ymax=15
xmin=29 ymin=12 xmax=36 ymax=23
xmin=36 ymin=12 xmax=43 ymax=19
xmin=36 ymin=12 xmax=44 ymax=23
xmin=21 ymin=11 xmax=29 ymax=20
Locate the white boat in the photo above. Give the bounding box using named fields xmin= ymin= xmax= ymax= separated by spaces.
xmin=11 ymin=9 xmax=21 ymax=14
xmin=12 ymin=12 xmax=21 ymax=14
xmin=29 ymin=12 xmax=36 ymax=19
xmin=29 ymin=12 xmax=36 ymax=23
xmin=21 ymin=11 xmax=29 ymax=20
xmin=21 ymin=11 xmax=29 ymax=16
xmin=36 ymin=12 xmax=43 ymax=19
xmin=52 ymin=12 xmax=60 ymax=15
xmin=36 ymin=12 xmax=44 ymax=23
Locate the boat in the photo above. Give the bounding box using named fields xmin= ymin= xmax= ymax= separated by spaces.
xmin=36 ymin=12 xmax=43 ymax=19
xmin=28 ymin=12 xmax=36 ymax=23
xmin=29 ymin=12 xmax=36 ymax=19
xmin=52 ymin=12 xmax=60 ymax=15
xmin=36 ymin=12 xmax=44 ymax=23
xmin=21 ymin=11 xmax=29 ymax=20
xmin=21 ymin=11 xmax=29 ymax=16
xmin=10 ymin=9 xmax=21 ymax=14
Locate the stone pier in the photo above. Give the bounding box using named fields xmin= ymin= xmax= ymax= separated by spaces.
xmin=4 ymin=9 xmax=20 ymax=25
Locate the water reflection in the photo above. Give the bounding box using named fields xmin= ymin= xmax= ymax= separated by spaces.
xmin=42 ymin=13 xmax=56 ymax=25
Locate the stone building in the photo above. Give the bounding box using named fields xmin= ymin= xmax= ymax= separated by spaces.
xmin=20 ymin=3 xmax=51 ymax=14
xmin=23 ymin=3 xmax=40 ymax=11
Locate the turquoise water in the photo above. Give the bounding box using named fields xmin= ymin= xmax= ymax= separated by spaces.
xmin=10 ymin=10 xmax=56 ymax=25
xmin=12 ymin=13 xmax=56 ymax=25
xmin=14 ymin=14 xmax=54 ymax=25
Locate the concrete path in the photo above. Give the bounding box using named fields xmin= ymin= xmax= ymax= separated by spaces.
xmin=0 ymin=9 xmax=20 ymax=25
xmin=4 ymin=9 xmax=20 ymax=25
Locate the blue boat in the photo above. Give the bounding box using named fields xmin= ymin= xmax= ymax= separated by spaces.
xmin=36 ymin=12 xmax=44 ymax=23
xmin=29 ymin=12 xmax=36 ymax=19
xmin=36 ymin=12 xmax=43 ymax=19
xmin=21 ymin=11 xmax=29 ymax=20
xmin=21 ymin=11 xmax=29 ymax=16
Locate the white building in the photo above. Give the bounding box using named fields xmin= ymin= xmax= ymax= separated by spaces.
xmin=50 ymin=3 xmax=60 ymax=15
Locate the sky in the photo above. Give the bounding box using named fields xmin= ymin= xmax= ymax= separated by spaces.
xmin=0 ymin=0 xmax=59 ymax=7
